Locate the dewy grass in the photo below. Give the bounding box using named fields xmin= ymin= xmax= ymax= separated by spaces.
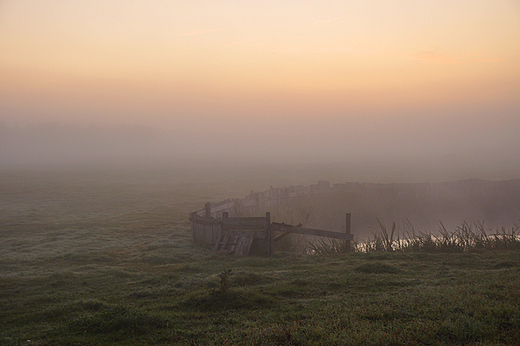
xmin=3 ymin=241 xmax=520 ymax=345
xmin=68 ymin=305 xmax=166 ymax=336
xmin=1 ymin=168 xmax=520 ymax=345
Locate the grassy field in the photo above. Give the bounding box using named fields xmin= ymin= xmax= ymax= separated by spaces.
xmin=1 ymin=164 xmax=519 ymax=345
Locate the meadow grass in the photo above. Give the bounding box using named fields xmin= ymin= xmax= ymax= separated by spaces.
xmin=2 ymin=244 xmax=519 ymax=345
xmin=1 ymin=167 xmax=519 ymax=345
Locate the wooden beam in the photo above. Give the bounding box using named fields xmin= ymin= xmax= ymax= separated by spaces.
xmin=266 ymin=212 xmax=273 ymax=255
xmin=345 ymin=213 xmax=351 ymax=253
xmin=222 ymin=217 xmax=269 ymax=222
xmin=210 ymin=201 xmax=236 ymax=214
xmin=271 ymin=222 xmax=354 ymax=240
xmin=205 ymin=202 xmax=211 ymax=218
xmin=221 ymin=217 xmax=270 ymax=230
xmin=189 ymin=214 xmax=221 ymax=226
xmin=274 ymin=232 xmax=290 ymax=243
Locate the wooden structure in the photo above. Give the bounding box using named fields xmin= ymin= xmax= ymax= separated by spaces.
xmin=190 ymin=205 xmax=353 ymax=255
xmin=190 ymin=179 xmax=520 ymax=254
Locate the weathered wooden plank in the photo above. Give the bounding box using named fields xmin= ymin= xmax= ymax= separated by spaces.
xmin=273 ymin=231 xmax=290 ymax=243
xmin=209 ymin=201 xmax=236 ymax=214
xmin=234 ymin=237 xmax=244 ymax=255
xmin=271 ymin=222 xmax=354 ymax=240
xmin=235 ymin=235 xmax=254 ymax=256
xmin=189 ymin=215 xmax=221 ymax=226
xmin=244 ymin=236 xmax=254 ymax=255
xmin=222 ymin=222 xmax=268 ymax=230
xmin=215 ymin=234 xmax=230 ymax=254
xmin=212 ymin=234 xmax=223 ymax=252
xmin=212 ymin=225 xmax=222 ymax=246
xmin=191 ymin=209 xmax=206 ymax=217
xmin=235 ymin=235 xmax=243 ymax=253
xmin=221 ymin=234 xmax=230 ymax=251
xmin=223 ymin=217 xmax=269 ymax=222
xmin=227 ymin=235 xmax=239 ymax=253
xmin=221 ymin=218 xmax=269 ymax=230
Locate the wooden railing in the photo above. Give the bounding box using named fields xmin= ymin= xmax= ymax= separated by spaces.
xmin=190 ymin=204 xmax=352 ymax=255
xmin=190 ymin=179 xmax=519 ymax=255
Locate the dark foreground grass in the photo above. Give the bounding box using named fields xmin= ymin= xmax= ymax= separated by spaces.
xmin=1 ymin=241 xmax=519 ymax=345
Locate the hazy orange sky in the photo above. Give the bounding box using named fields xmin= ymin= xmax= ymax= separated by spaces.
xmin=1 ymin=1 xmax=520 ymax=170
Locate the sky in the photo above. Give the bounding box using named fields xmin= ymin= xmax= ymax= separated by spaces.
xmin=1 ymin=1 xmax=520 ymax=176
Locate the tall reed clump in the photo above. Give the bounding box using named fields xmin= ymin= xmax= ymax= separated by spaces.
xmin=361 ymin=218 xmax=399 ymax=252
xmin=307 ymin=237 xmax=349 ymax=254
xmin=357 ymin=220 xmax=520 ymax=253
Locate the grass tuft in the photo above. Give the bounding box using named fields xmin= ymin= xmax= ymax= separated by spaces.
xmin=353 ymin=262 xmax=401 ymax=274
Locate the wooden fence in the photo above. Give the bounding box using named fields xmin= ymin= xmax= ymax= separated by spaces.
xmin=190 ymin=210 xmax=352 ymax=256
xmin=191 ymin=178 xmax=518 ymax=220
xmin=190 ymin=182 xmax=353 ymax=255
xmin=196 ymin=179 xmax=520 ymax=220
xmin=190 ymin=179 xmax=520 ymax=255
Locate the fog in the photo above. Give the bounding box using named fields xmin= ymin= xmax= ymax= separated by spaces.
xmin=1 ymin=0 xmax=519 ymax=240
xmin=1 ymin=120 xmax=519 ymax=244
xmin=1 ymin=117 xmax=519 ymax=184
xmin=2 ymin=1 xmax=520 ymax=181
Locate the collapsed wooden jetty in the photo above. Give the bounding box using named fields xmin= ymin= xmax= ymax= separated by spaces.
xmin=190 ymin=202 xmax=353 ymax=256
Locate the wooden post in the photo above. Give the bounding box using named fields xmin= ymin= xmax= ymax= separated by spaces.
xmin=205 ymin=202 xmax=211 ymax=218
xmin=266 ymin=212 xmax=273 ymax=256
xmin=344 ymin=213 xmax=351 ymax=253
xmin=222 ymin=212 xmax=228 ymax=219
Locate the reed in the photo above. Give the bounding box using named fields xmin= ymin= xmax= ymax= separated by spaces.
xmin=307 ymin=237 xmax=348 ymax=254
xmin=358 ymin=220 xmax=520 ymax=253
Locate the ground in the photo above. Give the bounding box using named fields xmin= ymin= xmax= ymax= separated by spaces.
xmin=1 ymin=166 xmax=519 ymax=345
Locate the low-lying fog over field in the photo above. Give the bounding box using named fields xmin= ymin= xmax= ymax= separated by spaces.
xmin=1 ymin=161 xmax=519 ymax=258
xmin=2 ymin=1 xmax=520 ymax=235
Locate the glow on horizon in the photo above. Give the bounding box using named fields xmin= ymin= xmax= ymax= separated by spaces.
xmin=0 ymin=0 xmax=519 ymax=167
